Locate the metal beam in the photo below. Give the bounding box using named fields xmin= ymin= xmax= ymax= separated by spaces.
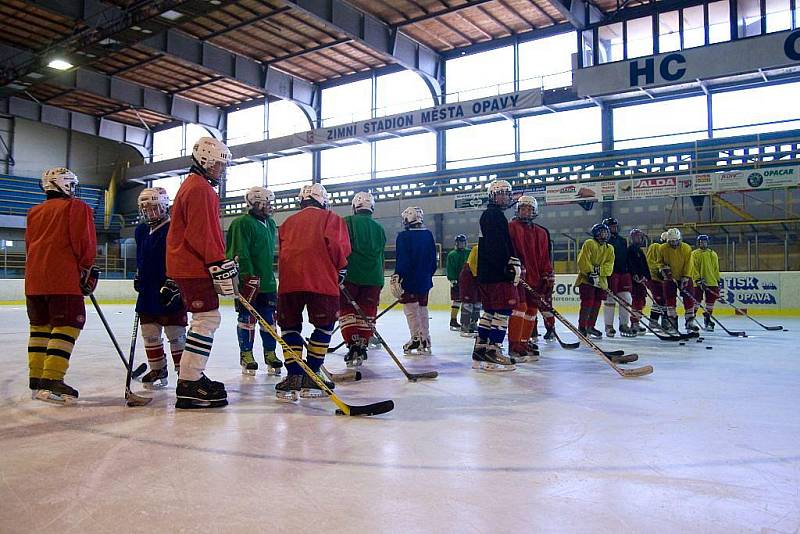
xmin=393 ymin=0 xmax=497 ymax=27
xmin=542 ymin=0 xmax=604 ymax=30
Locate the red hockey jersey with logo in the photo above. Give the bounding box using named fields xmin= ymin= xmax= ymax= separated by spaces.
xmin=508 ymin=219 xmax=552 ymax=287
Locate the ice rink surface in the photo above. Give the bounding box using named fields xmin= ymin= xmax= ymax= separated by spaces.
xmin=0 ymin=304 xmax=798 ymax=533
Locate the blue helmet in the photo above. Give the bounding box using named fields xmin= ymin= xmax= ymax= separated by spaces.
xmin=697 ymin=234 xmax=710 ymax=247
xmin=591 ymin=223 xmax=610 ymax=242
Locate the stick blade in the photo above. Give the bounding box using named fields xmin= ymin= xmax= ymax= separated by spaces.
xmin=559 ymin=341 xmax=580 ymax=350
xmin=603 ymin=349 xmax=625 ymax=357
xmin=125 ymin=391 xmax=153 ymax=406
xmin=765 ymin=325 xmax=784 ymax=331
xmin=620 ymin=365 xmax=654 ymax=377
xmin=410 ymin=371 xmax=438 ymax=380
xmin=344 ymin=399 xmax=395 ymax=417
xmin=131 ymin=363 xmax=147 ymax=380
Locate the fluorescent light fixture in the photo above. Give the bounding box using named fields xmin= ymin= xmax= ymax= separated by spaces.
xmin=159 ymin=9 xmax=184 ymax=21
xmin=47 ymin=59 xmax=73 ymax=70
xmin=7 ymin=83 xmax=26 ymax=90
xmin=27 ymin=72 xmax=44 ymax=79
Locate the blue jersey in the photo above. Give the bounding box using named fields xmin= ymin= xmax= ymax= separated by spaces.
xmin=395 ymin=227 xmax=436 ymax=294
xmin=135 ymin=221 xmax=182 ymax=315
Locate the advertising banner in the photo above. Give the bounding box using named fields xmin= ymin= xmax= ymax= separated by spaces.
xmin=545 ymin=182 xmax=602 ymax=204
xmin=714 ymin=166 xmax=799 ymax=192
xmin=631 ymin=176 xmax=678 ymax=198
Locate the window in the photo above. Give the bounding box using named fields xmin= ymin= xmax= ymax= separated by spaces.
xmin=445 ymin=46 xmax=514 ymax=101
xmin=376 ymin=70 xmax=434 ymax=117
xmin=626 ymin=16 xmax=653 ymax=58
xmin=446 ymin=120 xmax=515 ymax=169
xmin=659 ymin=11 xmax=681 ymax=52
xmin=185 ymin=124 xmax=210 ymax=154
xmin=708 ymin=1 xmax=731 ymax=43
xmin=151 ymin=175 xmax=182 ymax=201
xmin=581 ymin=29 xmax=595 ymax=67
xmin=152 ymin=126 xmax=183 ymax=162
xmin=321 ymin=79 xmax=372 ymax=127
xmin=683 ymin=5 xmax=706 ymax=48
xmin=375 ymin=133 xmax=436 ymax=178
xmin=598 ymin=22 xmax=624 ymax=63
xmin=519 ymin=31 xmax=577 ymax=90
xmin=765 ymin=0 xmax=792 ymax=32
xmin=712 ymin=82 xmax=800 ymax=137
xmin=266 ymin=153 xmax=312 ymax=192
xmin=227 ymin=105 xmax=265 ymax=146
xmin=321 ymin=143 xmax=372 ymax=184
xmin=519 ymin=107 xmax=602 ymax=160
xmin=268 ymin=100 xmax=311 ymax=138
xmin=613 ymin=96 xmax=708 ymax=149
xmin=226 ymin=161 xmax=264 ymax=197
xmin=738 ymin=0 xmax=763 ymax=37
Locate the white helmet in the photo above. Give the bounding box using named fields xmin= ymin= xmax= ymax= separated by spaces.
xmin=660 ymin=231 xmax=669 ymax=242
xmin=515 ymin=195 xmax=538 ymax=222
xmin=298 ymin=183 xmax=329 ymax=208
xmin=41 ymin=167 xmax=78 ymax=197
xmin=245 ymin=186 xmax=275 ymax=211
xmin=665 ymin=228 xmax=682 ymax=246
xmin=352 ymin=191 xmax=374 ymax=213
xmin=191 ymin=136 xmax=231 ymax=185
xmin=137 ymin=187 xmax=170 ymax=224
xmin=488 ymin=179 xmax=513 ymax=208
xmin=401 ymin=206 xmax=423 ymax=227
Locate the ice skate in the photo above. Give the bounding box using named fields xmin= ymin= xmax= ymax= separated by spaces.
xmin=420 ymin=337 xmax=432 ymax=354
xmin=703 ymin=313 xmax=715 ymax=332
xmin=526 ymin=340 xmax=540 ymax=354
xmin=619 ymin=324 xmax=636 ymax=338
xmin=685 ymin=318 xmax=700 ymax=332
xmin=264 ymin=351 xmax=283 ymax=376
xmin=665 ymin=317 xmax=679 ymax=335
xmin=632 ymin=322 xmax=647 ymax=335
xmin=543 ymin=328 xmax=556 ymax=342
xmin=660 ymin=315 xmax=672 ymax=332
xmin=317 ymin=368 xmax=335 ymax=390
xmin=300 ymin=374 xmax=327 ymax=399
xmin=449 ymin=318 xmax=461 ymax=331
xmin=275 ymin=374 xmax=302 ymax=402
xmin=141 ymin=366 xmax=168 ymax=390
xmin=510 ymin=343 xmax=538 ymax=363
xmin=344 ymin=344 xmax=364 ymax=368
xmin=587 ymin=326 xmax=603 ymax=339
xmin=35 ymin=379 xmax=79 ymax=405
xmin=481 ymin=343 xmax=516 ymax=371
xmin=403 ymin=336 xmax=422 ymax=355
xmin=605 ymin=325 xmax=616 ymax=338
xmin=29 ymin=377 xmax=43 ymax=399
xmin=240 ymin=350 xmax=258 ymax=376
xmin=175 ymin=375 xmax=227 ymax=409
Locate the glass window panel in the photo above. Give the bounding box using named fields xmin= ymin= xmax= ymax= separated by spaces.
xmin=518 ymin=31 xmax=577 ymax=90
xmin=738 ymin=0 xmax=763 ymax=37
xmin=626 ymin=16 xmax=653 ymax=58
xmin=152 ymin=126 xmax=183 ymax=162
xmin=445 ymin=121 xmax=515 ymax=169
xmin=581 ymin=29 xmax=594 ymax=67
xmin=321 ymin=143 xmax=372 ymax=184
xmin=659 ymin=11 xmax=681 ymax=52
xmin=445 ymin=46 xmax=514 ymax=101
xmin=225 ymin=161 xmax=264 ymax=197
xmin=376 ymin=70 xmax=434 ymax=117
xmin=151 ymin=175 xmax=183 ymax=201
xmin=683 ymin=5 xmax=706 ymax=48
xmin=185 ymin=124 xmax=210 ymax=156
xmin=712 ymin=82 xmax=800 ymax=137
xmin=321 ymin=79 xmax=372 ymax=127
xmin=268 ymin=99 xmax=311 ymax=138
xmin=226 ymin=105 xmax=265 ymax=146
xmin=519 ymin=107 xmax=602 ymax=160
xmin=375 ymin=133 xmax=436 ymax=178
xmin=598 ymin=22 xmax=624 ymax=63
xmin=614 ymin=96 xmax=708 ymax=149
xmin=266 ymin=153 xmax=313 ymax=192
xmin=765 ymin=0 xmax=792 ymax=31
xmin=708 ymin=1 xmax=731 ymax=43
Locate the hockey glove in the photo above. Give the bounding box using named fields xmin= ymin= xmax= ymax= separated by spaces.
xmin=632 ymin=274 xmax=645 ymax=284
xmin=587 ymin=272 xmax=600 ymax=287
xmin=680 ymin=276 xmax=692 ymax=290
xmin=390 ymin=274 xmax=403 ymax=299
xmin=543 ymin=271 xmax=555 ymax=292
xmin=338 ymin=269 xmax=348 ymax=286
xmin=507 ymin=257 xmax=522 ymax=286
xmin=79 ymin=265 xmax=100 ymax=296
xmin=133 ymin=271 xmax=141 ymax=293
xmin=208 ymin=259 xmax=239 ymax=297
xmin=240 ymin=275 xmax=260 ymax=303
xmin=659 ymin=265 xmax=672 ymax=280
xmin=159 ymin=278 xmax=182 ymax=308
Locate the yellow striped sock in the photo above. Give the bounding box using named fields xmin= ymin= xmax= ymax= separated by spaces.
xmin=28 ymin=324 xmax=51 ymax=379
xmin=307 ymin=340 xmax=328 ymax=360
xmin=42 ymin=326 xmax=80 ymax=381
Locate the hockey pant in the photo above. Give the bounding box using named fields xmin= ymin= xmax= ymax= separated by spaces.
xmin=141 ymin=322 xmax=185 ymax=371
xmin=28 ymin=325 xmax=82 ymax=381
xmin=281 ymin=324 xmax=334 ymax=375
xmin=236 ymin=295 xmax=277 ymax=354
xmin=662 ymin=281 xmax=696 ymax=320
xmin=403 ymin=302 xmax=430 ymax=340
xmin=477 ymin=309 xmax=511 ymax=345
xmin=578 ymin=284 xmax=604 ymax=329
xmin=693 ymin=285 xmax=719 ymax=315
xmin=630 ymin=283 xmax=647 ymax=325
xmin=179 ymin=309 xmax=221 ymax=382
xmin=460 ymin=302 xmax=482 ymax=333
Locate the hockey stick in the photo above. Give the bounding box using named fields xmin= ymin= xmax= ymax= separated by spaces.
xmin=637 ymin=279 xmax=698 ymax=340
xmin=703 ymin=284 xmax=785 ymax=331
xmin=339 ymin=284 xmax=437 ymax=381
xmin=552 ymin=330 xmax=580 ymax=350
xmin=519 ymin=281 xmax=652 ymax=377
xmin=676 ymin=284 xmax=746 ymax=337
xmin=327 ymin=299 xmax=400 ymax=353
xmin=89 ymin=295 xmax=152 ymax=406
xmin=236 ymin=294 xmax=394 ymax=416
xmin=604 ymin=290 xmax=693 ymax=342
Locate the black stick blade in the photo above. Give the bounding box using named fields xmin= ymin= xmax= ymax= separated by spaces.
xmin=410 ymin=371 xmax=438 ymax=380
xmin=344 ymin=400 xmax=395 ymax=417
xmin=621 ymin=365 xmax=654 ymax=377
xmin=765 ymin=325 xmax=784 ymax=331
xmin=603 ymin=349 xmax=625 ymax=357
xmin=131 ymin=363 xmax=147 ymax=379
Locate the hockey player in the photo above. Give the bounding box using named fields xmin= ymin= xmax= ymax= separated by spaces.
xmin=602 ymin=217 xmax=635 ymax=337
xmin=134 ymin=187 xmax=187 ymax=389
xmin=626 ymin=228 xmax=650 ymax=335
xmin=25 ymin=167 xmax=97 ymax=403
xmin=646 ymin=231 xmax=669 ymax=331
xmin=657 ymin=228 xmax=698 ymax=333
xmin=226 ymin=186 xmax=282 ymax=376
xmin=275 ymin=183 xmax=350 ymax=401
xmin=458 ymin=245 xmax=482 ymax=336
xmin=340 ymin=191 xmax=386 ymax=368
xmin=391 ymin=206 xmax=437 ymax=354
xmin=167 ymin=136 xmax=236 ymax=409
xmin=576 ymin=223 xmax=614 ymax=339
xmin=473 ymin=180 xmax=520 ymax=371
xmin=691 ymin=234 xmax=721 ymax=331
xmin=507 ymin=196 xmax=553 ymax=362
xmin=445 ymin=234 xmax=470 ymax=330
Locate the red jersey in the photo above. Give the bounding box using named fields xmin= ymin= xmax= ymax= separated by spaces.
xmin=166 ymin=173 xmax=225 ymax=279
xmin=25 ymin=197 xmax=96 ymax=296
xmin=278 ymin=206 xmax=351 ymax=297
xmin=508 ymin=219 xmax=552 ymax=287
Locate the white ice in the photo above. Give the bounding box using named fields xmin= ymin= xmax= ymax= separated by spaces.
xmin=0 ymin=304 xmax=798 ymax=533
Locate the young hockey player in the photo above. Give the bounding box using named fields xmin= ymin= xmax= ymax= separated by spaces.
xmin=340 ymin=191 xmax=386 ymax=368
xmin=134 ymin=187 xmax=187 ymax=389
xmin=391 ymin=206 xmax=437 ymax=354
xmin=458 ymin=245 xmax=482 ymax=336
xmin=275 ymin=184 xmax=351 ymax=401
xmin=507 ymin=196 xmax=553 ymax=362
xmin=446 ymin=234 xmax=470 ymax=330
xmin=657 ymin=228 xmax=698 ymax=334
xmin=646 ymin=231 xmax=669 ymax=331
xmin=25 ymin=167 xmax=97 ymax=403
xmin=226 ymin=186 xmax=282 ymax=376
xmin=626 ymin=228 xmax=650 ymax=335
xmin=167 ymin=136 xmax=236 ymax=409
xmin=691 ymin=234 xmax=721 ymax=331
xmin=473 ymin=180 xmax=520 ymax=371
xmin=602 ymin=217 xmax=635 ymax=337
xmin=576 ymin=223 xmax=614 ymax=339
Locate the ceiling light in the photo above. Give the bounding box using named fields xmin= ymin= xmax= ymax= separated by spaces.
xmin=159 ymin=10 xmax=184 ymax=21
xmin=47 ymin=59 xmax=73 ymax=70
xmin=27 ymin=72 xmax=44 ymax=79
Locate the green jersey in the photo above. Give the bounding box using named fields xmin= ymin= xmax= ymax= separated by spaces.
xmin=446 ymin=247 xmax=470 ymax=281
xmin=225 ymin=213 xmax=277 ymax=293
xmin=343 ymin=212 xmax=386 ymax=287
